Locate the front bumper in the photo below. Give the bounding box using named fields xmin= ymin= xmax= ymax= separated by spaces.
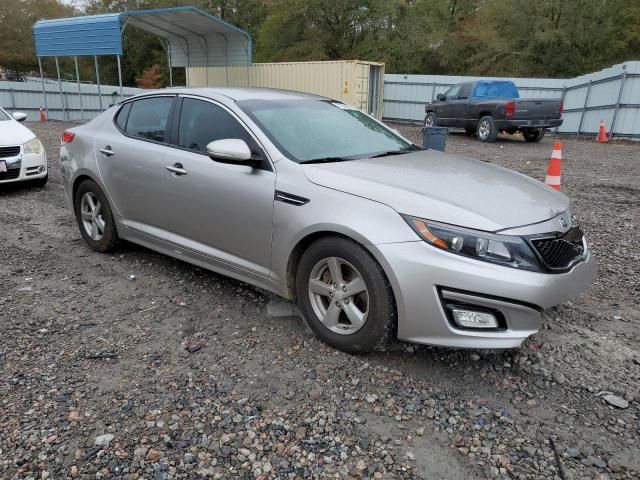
xmin=0 ymin=151 xmax=47 ymax=184
xmin=495 ymin=118 xmax=563 ymax=130
xmin=373 ymin=240 xmax=595 ymax=349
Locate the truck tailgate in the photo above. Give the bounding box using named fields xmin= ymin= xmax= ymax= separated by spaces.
xmin=513 ymin=99 xmax=562 ymax=120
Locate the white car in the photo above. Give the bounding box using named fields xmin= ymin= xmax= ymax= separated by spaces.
xmin=0 ymin=108 xmax=47 ymax=187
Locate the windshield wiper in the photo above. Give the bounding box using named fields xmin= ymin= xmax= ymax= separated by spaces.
xmin=299 ymin=157 xmax=355 ymax=164
xmin=370 ymin=144 xmax=424 ymax=158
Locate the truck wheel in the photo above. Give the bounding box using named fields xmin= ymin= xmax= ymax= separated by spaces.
xmin=477 ymin=116 xmax=497 ymax=142
xmin=523 ymin=129 xmax=545 ymax=142
xmin=424 ymin=112 xmax=437 ymax=128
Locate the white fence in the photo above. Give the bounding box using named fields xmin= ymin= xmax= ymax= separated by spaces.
xmin=0 ymin=77 xmax=146 ymax=122
xmin=384 ymin=61 xmax=640 ymax=139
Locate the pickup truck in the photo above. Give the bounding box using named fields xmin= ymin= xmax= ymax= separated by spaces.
xmin=424 ymin=80 xmax=563 ymax=143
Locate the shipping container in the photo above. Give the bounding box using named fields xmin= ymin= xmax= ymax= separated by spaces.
xmin=186 ymin=60 xmax=385 ymax=119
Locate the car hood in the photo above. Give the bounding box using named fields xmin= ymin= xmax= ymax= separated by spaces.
xmin=0 ymin=119 xmax=36 ymax=146
xmin=302 ymin=150 xmax=569 ymax=232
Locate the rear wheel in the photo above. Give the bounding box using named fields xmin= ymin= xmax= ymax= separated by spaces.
xmin=74 ymin=179 xmax=118 ymax=252
xmin=523 ymin=128 xmax=545 ymax=142
xmin=424 ymin=111 xmax=437 ymax=128
xmin=477 ymin=116 xmax=497 ymax=142
xmin=295 ymin=237 xmax=396 ymax=353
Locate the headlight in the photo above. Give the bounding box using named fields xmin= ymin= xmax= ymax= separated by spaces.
xmin=404 ymin=216 xmax=541 ymax=272
xmin=23 ymin=137 xmax=44 ymax=155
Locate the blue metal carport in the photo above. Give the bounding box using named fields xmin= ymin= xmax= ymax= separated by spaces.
xmin=32 ymin=6 xmax=252 ymax=119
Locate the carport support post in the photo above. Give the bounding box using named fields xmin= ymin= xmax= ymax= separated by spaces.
xmin=74 ymin=56 xmax=84 ymax=120
xmin=167 ymin=42 xmax=173 ymax=87
xmin=94 ymin=56 xmax=103 ymax=111
xmin=116 ymin=55 xmax=124 ymax=101
xmin=37 ymin=56 xmax=49 ymax=118
xmin=55 ymin=56 xmax=66 ymax=121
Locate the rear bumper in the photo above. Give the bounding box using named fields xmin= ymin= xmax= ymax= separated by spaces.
xmin=495 ymin=118 xmax=563 ymax=129
xmin=372 ymin=240 xmax=595 ymax=349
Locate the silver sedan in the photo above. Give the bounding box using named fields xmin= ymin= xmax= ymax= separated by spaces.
xmin=60 ymin=88 xmax=595 ymax=352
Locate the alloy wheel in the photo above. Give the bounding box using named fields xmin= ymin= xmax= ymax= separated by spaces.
xmin=478 ymin=120 xmax=491 ymax=140
xmin=307 ymin=256 xmax=369 ymax=335
xmin=80 ymin=192 xmax=106 ymax=241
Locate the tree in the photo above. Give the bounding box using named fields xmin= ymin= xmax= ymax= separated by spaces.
xmin=0 ymin=0 xmax=75 ymax=75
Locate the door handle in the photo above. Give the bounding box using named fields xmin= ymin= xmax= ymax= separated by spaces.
xmin=99 ymin=146 xmax=114 ymax=157
xmin=165 ymin=163 xmax=188 ymax=176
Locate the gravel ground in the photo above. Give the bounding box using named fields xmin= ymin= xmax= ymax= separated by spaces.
xmin=0 ymin=121 xmax=638 ymax=480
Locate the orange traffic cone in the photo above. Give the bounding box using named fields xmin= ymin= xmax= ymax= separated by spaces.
xmin=545 ymin=141 xmax=562 ymax=191
xmin=596 ymin=120 xmax=609 ymax=143
xmin=39 ymin=106 xmax=47 ymax=122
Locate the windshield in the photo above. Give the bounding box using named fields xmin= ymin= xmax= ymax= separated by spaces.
xmin=472 ymin=81 xmax=519 ymax=99
xmin=0 ymin=108 xmax=11 ymax=121
xmin=238 ymin=99 xmax=411 ymax=162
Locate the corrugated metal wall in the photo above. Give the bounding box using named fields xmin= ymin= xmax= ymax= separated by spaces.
xmin=187 ymin=61 xmax=385 ymax=118
xmin=0 ymin=77 xmax=145 ymax=121
xmin=384 ymin=61 xmax=640 ymax=138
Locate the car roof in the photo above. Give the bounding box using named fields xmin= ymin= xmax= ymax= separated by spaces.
xmin=130 ymin=87 xmax=331 ymax=102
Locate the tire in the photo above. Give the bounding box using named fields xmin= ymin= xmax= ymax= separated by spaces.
xmin=523 ymin=128 xmax=545 ymax=142
xmin=295 ymin=237 xmax=396 ymax=353
xmin=424 ymin=111 xmax=437 ymax=128
xmin=477 ymin=116 xmax=498 ymax=142
xmin=31 ymin=174 xmax=48 ymax=188
xmin=73 ymin=179 xmax=118 ymax=253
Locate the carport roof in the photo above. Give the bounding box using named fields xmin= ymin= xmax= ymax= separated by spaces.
xmin=32 ymin=6 xmax=252 ymax=67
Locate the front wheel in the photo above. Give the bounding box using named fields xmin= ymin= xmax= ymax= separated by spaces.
xmin=295 ymin=237 xmax=396 ymax=353
xmin=477 ymin=116 xmax=497 ymax=142
xmin=523 ymin=128 xmax=545 ymax=142
xmin=424 ymin=111 xmax=437 ymax=128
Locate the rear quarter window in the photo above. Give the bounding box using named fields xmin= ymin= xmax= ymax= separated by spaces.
xmin=114 ymin=102 xmax=131 ymax=131
xmin=124 ymin=97 xmax=174 ymax=143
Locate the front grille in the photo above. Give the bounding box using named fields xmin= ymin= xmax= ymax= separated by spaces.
xmin=0 ymin=169 xmax=21 ymax=181
xmin=0 ymin=146 xmax=21 ymax=158
xmin=531 ymin=228 xmax=585 ymax=270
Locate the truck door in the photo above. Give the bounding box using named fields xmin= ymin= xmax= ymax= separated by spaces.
xmin=450 ymin=83 xmax=472 ymax=128
xmin=436 ymin=84 xmax=461 ymax=126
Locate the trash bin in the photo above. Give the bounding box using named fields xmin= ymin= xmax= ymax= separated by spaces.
xmin=422 ymin=127 xmax=448 ymax=151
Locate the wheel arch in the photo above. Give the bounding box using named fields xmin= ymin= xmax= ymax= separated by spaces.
xmin=285 ymin=230 xmax=399 ymax=310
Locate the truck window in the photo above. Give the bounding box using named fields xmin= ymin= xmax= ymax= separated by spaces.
xmin=458 ymin=83 xmax=472 ymax=100
xmin=444 ymin=84 xmax=461 ymax=101
xmin=472 ymin=81 xmax=520 ymax=99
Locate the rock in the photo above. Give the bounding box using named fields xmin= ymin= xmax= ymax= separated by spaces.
xmin=566 ymin=448 xmax=580 ymax=458
xmin=94 ymin=434 xmax=114 ymax=446
xmin=146 ymin=448 xmax=164 ymax=462
xmin=405 ymin=451 xmax=416 ymax=461
xmin=470 ymin=354 xmax=480 ymax=361
xmin=295 ymin=427 xmax=306 ymax=440
xmin=365 ymin=394 xmax=378 ymax=403
xmin=602 ymin=394 xmax=629 ymax=409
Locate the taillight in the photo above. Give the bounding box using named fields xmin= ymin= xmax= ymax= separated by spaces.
xmin=505 ymin=101 xmax=516 ymax=118
xmin=61 ymin=131 xmax=75 ymax=146
xmin=559 ymin=101 xmax=564 ymax=114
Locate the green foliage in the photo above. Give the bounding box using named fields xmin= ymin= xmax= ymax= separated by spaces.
xmin=1 ymin=0 xmax=639 ymax=86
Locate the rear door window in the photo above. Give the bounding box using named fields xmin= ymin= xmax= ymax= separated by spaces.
xmin=124 ymin=97 xmax=174 ymax=143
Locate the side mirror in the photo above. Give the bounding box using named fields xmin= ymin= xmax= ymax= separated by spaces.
xmin=206 ymin=139 xmax=252 ymax=162
xmin=436 ymin=93 xmax=446 ymax=102
xmin=13 ymin=112 xmax=27 ymax=122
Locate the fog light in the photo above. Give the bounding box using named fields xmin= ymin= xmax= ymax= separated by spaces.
xmin=451 ymin=309 xmax=498 ymax=329
xmin=38 ymin=166 xmax=45 ymax=173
